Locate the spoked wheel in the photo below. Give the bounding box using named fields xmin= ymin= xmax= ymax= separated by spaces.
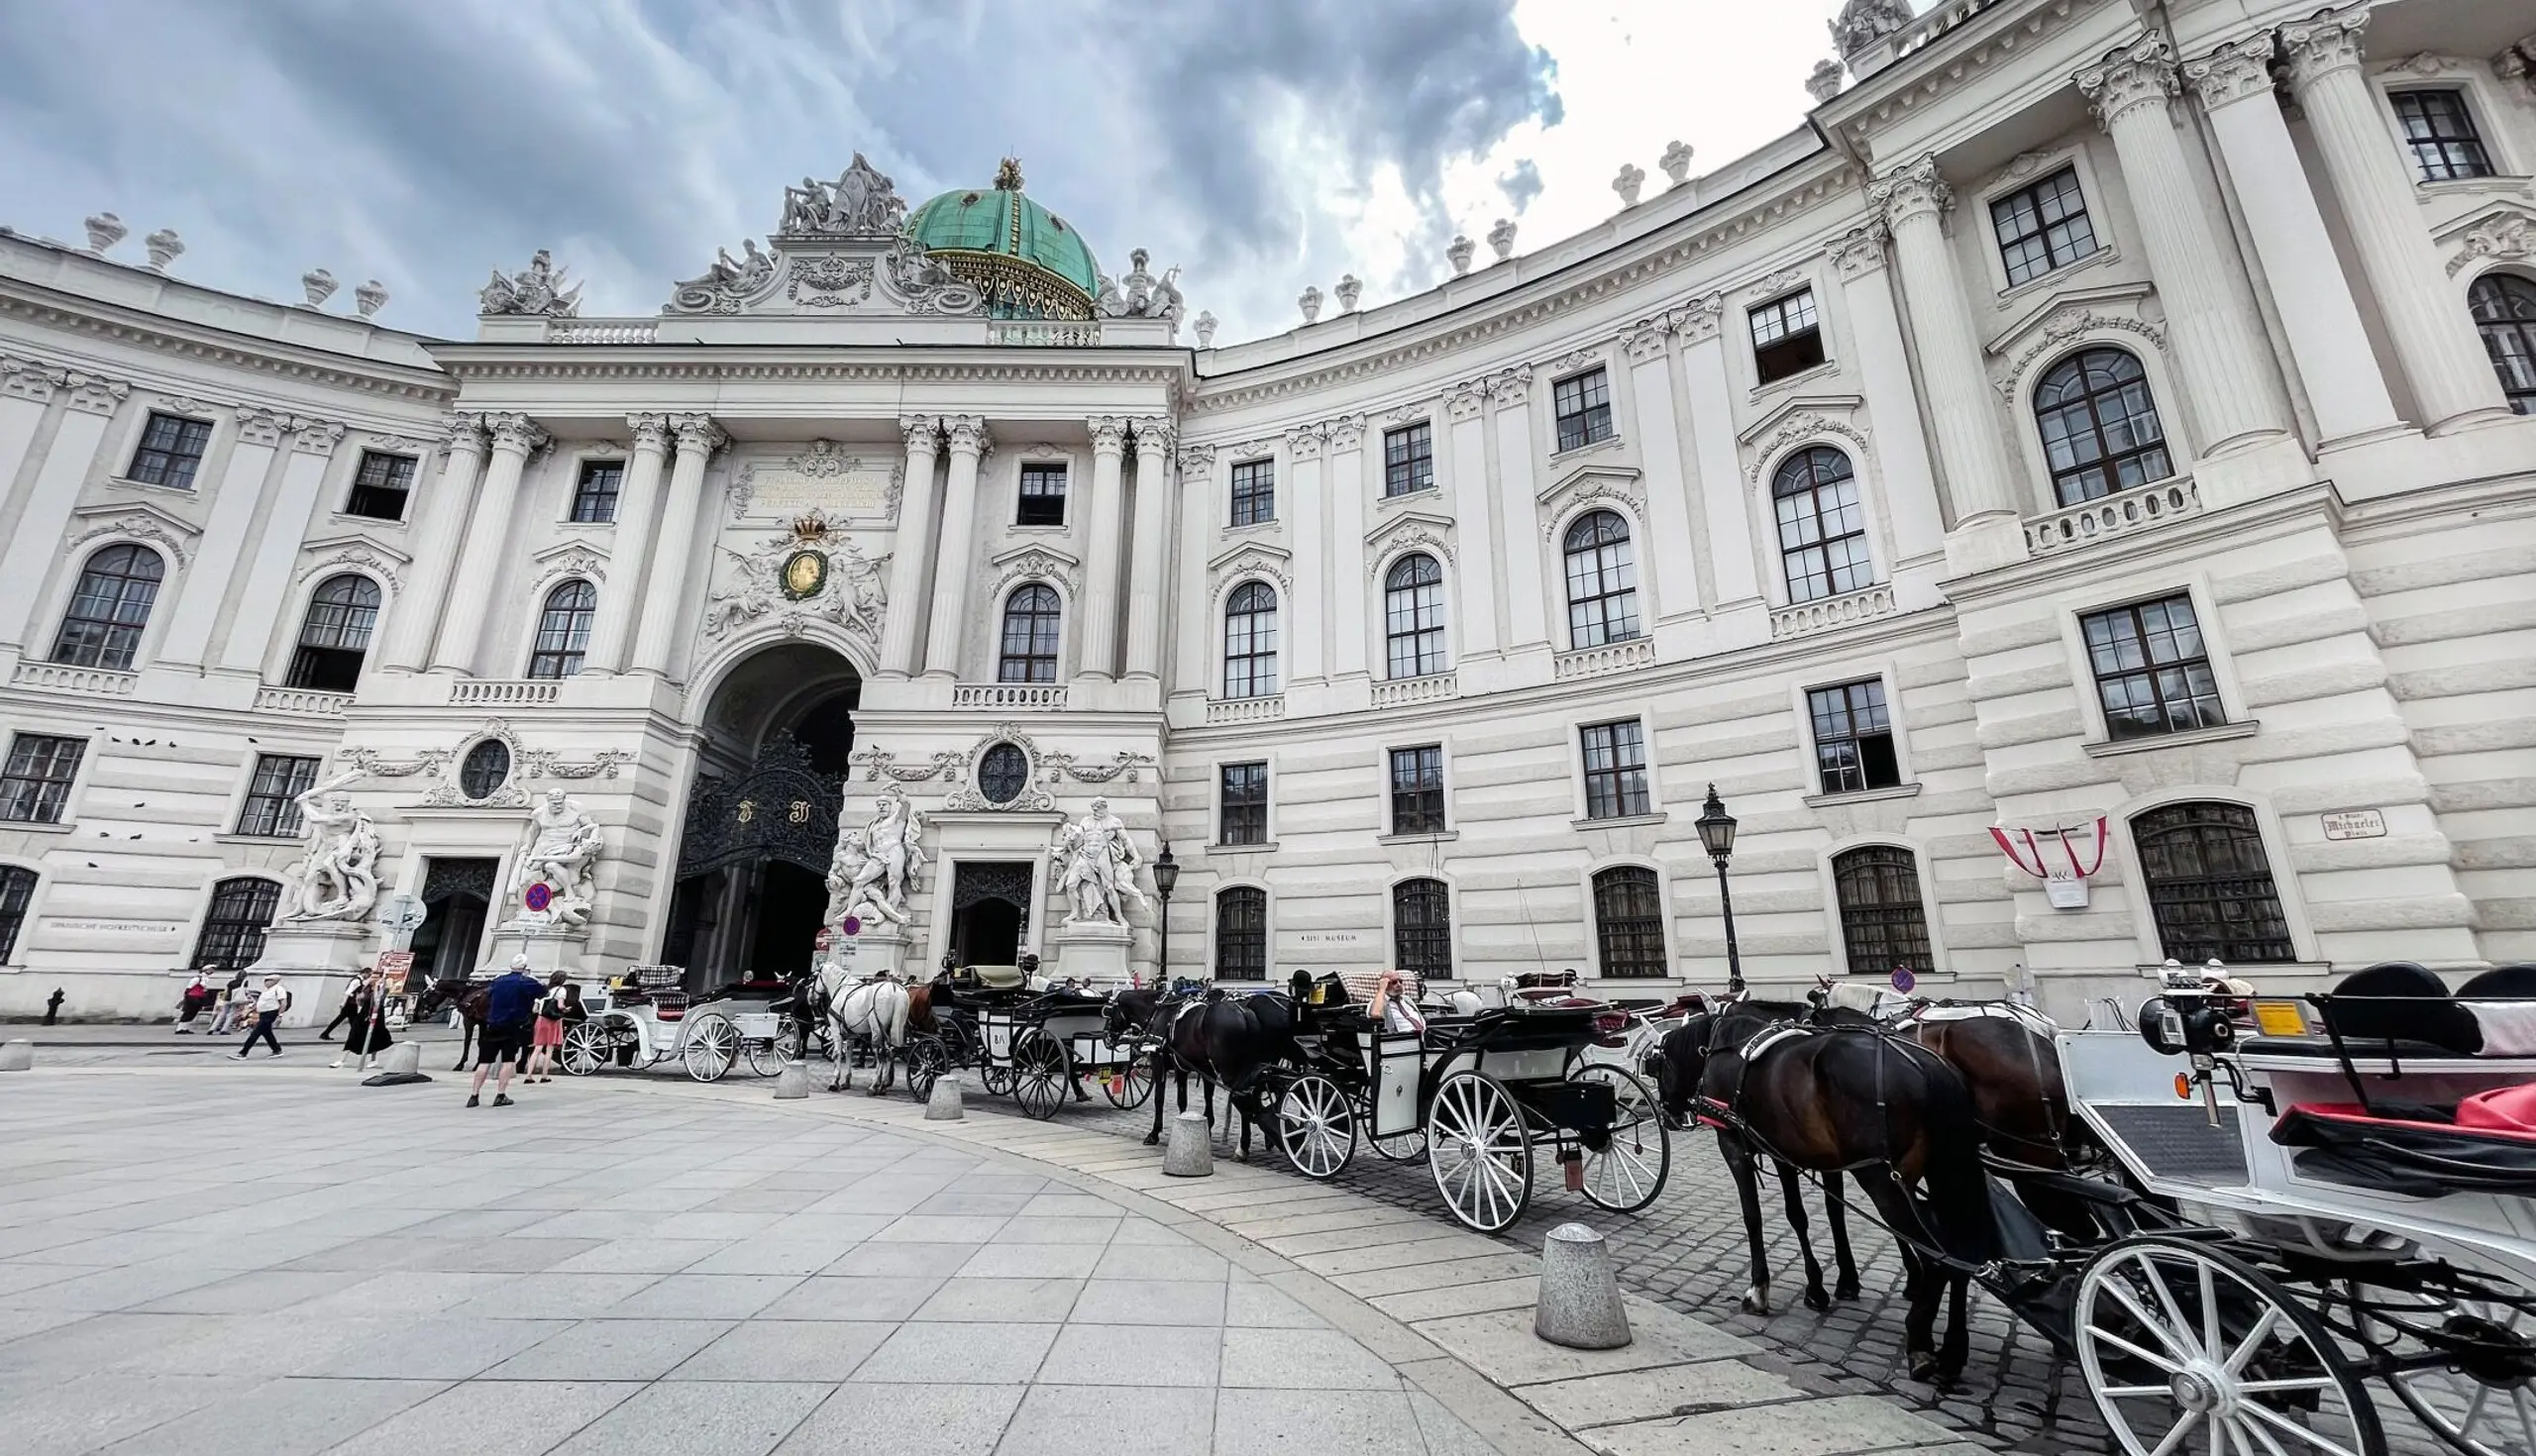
xmin=1101 ymin=1056 xmax=1155 ymax=1110
xmin=744 ymin=1031 xmax=791 ymax=1079
xmin=903 ymin=1035 xmax=951 ymax=1104
xmin=1368 ymin=1129 xmax=1429 ymax=1164
xmin=1276 ymin=1073 xmax=1357 ymax=1181
xmin=559 ymin=1021 xmax=608 ymax=1077
xmin=2347 ymin=1277 xmax=2536 ymax=1456
xmin=1569 ymin=1064 xmax=1670 ymax=1213
xmin=2076 ymin=1235 xmax=2384 ymax=1456
xmin=682 ymin=1014 xmax=738 ymax=1083
xmin=1426 ymin=1072 xmax=1533 ymax=1234
xmin=1010 ymin=1030 xmax=1070 ymax=1120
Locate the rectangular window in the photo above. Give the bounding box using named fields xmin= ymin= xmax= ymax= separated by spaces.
xmin=1807 ymin=680 xmax=1901 ymax=795
xmin=1579 ymin=720 xmax=1650 ymax=821
xmin=1552 ymin=368 xmax=1615 ymax=453
xmin=2391 ymin=90 xmax=2493 ymax=182
xmin=1016 ymin=464 xmax=1068 ymax=526
xmin=1219 ymin=762 xmax=1268 ymax=846
xmin=1230 ymin=459 xmax=1274 ymax=526
xmin=1989 ymin=167 xmax=2099 ymax=287
xmin=0 ymin=734 xmax=85 ymax=825
xmin=1388 ymin=746 xmax=1446 ymax=836
xmin=1215 ymin=888 xmax=1268 ymax=981
xmin=2082 ymin=593 xmax=2228 ymax=741
xmin=1748 ymin=289 xmax=1827 ymax=384
xmin=571 ymin=460 xmax=624 ymax=523
xmin=127 ymin=412 xmax=213 ymax=491
xmin=1383 ymin=422 xmax=1434 ymax=496
xmin=235 ymin=754 xmax=322 ymax=838
xmin=344 ymin=451 xmax=417 ymax=520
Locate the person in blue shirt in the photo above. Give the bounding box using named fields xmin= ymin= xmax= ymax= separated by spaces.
xmin=471 ymin=956 xmax=546 ymax=1107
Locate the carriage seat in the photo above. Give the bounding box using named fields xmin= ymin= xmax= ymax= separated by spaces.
xmin=965 ymin=964 xmax=1028 ymax=991
xmin=2293 ymin=962 xmax=2536 ymax=1059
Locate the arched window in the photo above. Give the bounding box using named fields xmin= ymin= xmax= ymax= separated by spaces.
xmin=286 ymin=574 xmax=382 ymax=692
xmin=1223 ymin=581 xmax=1279 ymax=699
xmin=2034 ymin=348 xmax=2171 ymax=506
xmin=1591 ymin=866 xmax=1665 ymax=979
xmin=1833 ymin=846 xmax=1933 ymax=977
xmin=2132 ymin=802 xmax=2295 ymax=965
xmin=1561 ymin=511 xmax=1638 ymax=648
xmin=51 ymin=544 xmax=163 ymax=671
xmin=1215 ymin=885 xmax=1267 ymax=980
xmin=1393 ymin=878 xmax=1451 ymax=981
xmin=997 ymin=583 xmax=1062 ymax=683
xmin=1771 ymin=448 xmax=1872 ymax=603
xmin=1383 ymin=554 xmax=1446 ymax=679
xmin=527 ymin=580 xmax=597 ymax=678
xmin=0 ymin=865 xmax=36 ymax=964
xmin=2470 ymin=273 xmax=2536 ymax=416
xmin=191 ymin=876 xmax=280 ymax=973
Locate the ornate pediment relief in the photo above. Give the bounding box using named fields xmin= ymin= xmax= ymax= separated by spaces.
xmin=1744 ymin=411 xmax=1873 ymax=484
xmin=698 ymin=516 xmax=890 ymax=653
xmin=296 ymin=535 xmax=412 ymax=590
xmin=990 ymin=543 xmax=1083 ymax=596
xmin=2441 ymin=203 xmax=2536 ymax=276
xmin=1983 ymin=280 xmax=2156 ymax=360
xmin=663 ymin=157 xmax=985 ymax=320
xmin=528 ymin=541 xmax=607 ymax=591
xmin=66 ymin=500 xmax=200 ymax=569
xmin=1365 ymin=511 xmax=1458 ymax=574
xmin=1535 ymin=464 xmax=1645 ymax=539
xmin=1738 ymin=393 xmax=1865 ymax=447
xmin=1206 ymin=542 xmax=1293 ymax=598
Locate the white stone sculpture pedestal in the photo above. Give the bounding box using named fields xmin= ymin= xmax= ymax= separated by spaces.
xmin=482 ymin=924 xmax=589 ymax=981
xmin=245 ymin=921 xmax=372 ymax=1028
xmin=1050 ymin=919 xmax=1131 ymax=986
xmin=844 ymin=923 xmax=908 ymax=980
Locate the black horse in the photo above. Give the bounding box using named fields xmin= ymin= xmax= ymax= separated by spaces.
xmin=1110 ymin=987 xmax=1298 ymax=1159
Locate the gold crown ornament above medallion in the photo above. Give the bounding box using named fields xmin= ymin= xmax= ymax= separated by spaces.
xmin=790 ymin=513 xmax=833 ymax=544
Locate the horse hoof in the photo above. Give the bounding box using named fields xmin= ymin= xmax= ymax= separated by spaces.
xmin=1141 ymin=1134 xmax=1160 ymax=1147
xmin=1802 ymin=1287 xmax=1832 ymax=1312
xmin=1740 ymin=1289 xmax=1771 ymax=1316
xmin=1834 ymin=1278 xmax=1860 ymax=1301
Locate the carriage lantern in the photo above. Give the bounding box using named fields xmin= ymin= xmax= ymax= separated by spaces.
xmin=1151 ymin=843 xmax=1180 ymax=990
xmin=1694 ymin=784 xmax=1745 ymax=995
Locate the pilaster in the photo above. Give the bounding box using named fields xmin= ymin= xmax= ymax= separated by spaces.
xmin=922 ymin=416 xmax=990 ymax=677
xmin=878 ymin=416 xmax=942 ymax=678
xmin=581 ymin=413 xmax=673 ymax=675
xmin=380 ymin=414 xmax=487 ymax=673
xmin=1077 ymin=415 xmax=1129 ymax=681
xmin=629 ymin=413 xmax=723 ymax=676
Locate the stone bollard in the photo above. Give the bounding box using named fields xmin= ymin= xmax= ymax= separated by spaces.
xmin=0 ymin=1039 xmax=32 ymax=1072
xmin=1534 ymin=1222 xmax=1632 ymax=1349
xmin=1163 ymin=1110 xmax=1214 ymax=1177
xmin=360 ymin=1041 xmax=429 ymax=1088
xmin=774 ymin=1061 xmax=810 ymax=1100
xmin=924 ymin=1075 xmax=964 ymax=1121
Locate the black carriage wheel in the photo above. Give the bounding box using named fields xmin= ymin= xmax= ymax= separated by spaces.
xmin=1569 ymin=1064 xmax=1670 ymax=1214
xmin=1367 ymin=1129 xmax=1429 ymax=1164
xmin=559 ymin=1021 xmax=608 ymax=1077
xmin=2347 ymin=1276 xmax=2536 ymax=1456
xmin=1010 ymin=1031 xmax=1069 ymax=1120
xmin=745 ymin=1032 xmax=788 ymax=1079
xmin=1276 ymin=1074 xmax=1357 ymax=1181
xmin=1101 ymin=1056 xmax=1155 ymax=1110
xmin=1426 ymin=1071 xmax=1532 ymax=1234
xmin=903 ymin=1035 xmax=950 ymax=1104
xmin=2075 ymin=1234 xmax=2384 ymax=1456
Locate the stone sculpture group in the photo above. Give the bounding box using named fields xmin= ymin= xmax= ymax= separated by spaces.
xmin=503 ymin=789 xmax=604 ymax=929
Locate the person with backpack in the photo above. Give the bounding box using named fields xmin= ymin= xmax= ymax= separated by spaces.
xmin=231 ymin=975 xmax=291 ymax=1059
xmin=522 ymin=973 xmax=578 ymax=1084
xmin=469 ymin=957 xmax=544 ymax=1107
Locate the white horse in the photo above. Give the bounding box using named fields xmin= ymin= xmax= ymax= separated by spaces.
xmin=816 ymin=961 xmax=910 ymax=1094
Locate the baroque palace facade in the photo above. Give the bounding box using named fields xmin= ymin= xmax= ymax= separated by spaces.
xmin=1 ymin=0 xmax=2532 ymax=1024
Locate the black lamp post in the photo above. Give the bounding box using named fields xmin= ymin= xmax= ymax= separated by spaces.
xmin=1151 ymin=842 xmax=1180 ymax=989
xmin=1695 ymin=783 xmax=1744 ymax=994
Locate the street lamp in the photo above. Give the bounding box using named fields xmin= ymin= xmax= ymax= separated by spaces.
xmin=1695 ymin=783 xmax=1744 ymax=994
xmin=1151 ymin=842 xmax=1180 ymax=990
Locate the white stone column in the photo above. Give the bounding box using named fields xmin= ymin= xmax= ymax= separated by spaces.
xmin=1288 ymin=424 xmax=1326 ymax=683
xmin=2184 ymin=35 xmax=2403 ymax=445
xmin=158 ymin=407 xmax=282 ymax=669
xmin=380 ymin=415 xmax=487 ymax=672
xmin=1170 ymin=445 xmax=1216 ymax=694
xmin=580 ymin=414 xmax=672 ymax=676
xmin=1443 ymin=383 xmax=1501 ymax=658
xmin=878 ymin=417 xmax=942 ymax=678
xmin=1674 ymin=302 xmax=1763 ymax=608
xmin=2281 ymin=3 xmax=2513 ymax=433
xmin=1869 ymin=156 xmax=2027 ymax=572
xmin=1831 ymin=231 xmax=1948 ymax=566
xmin=215 ymin=417 xmax=345 ymax=675
xmin=430 ymin=412 xmax=545 ymax=676
xmin=1077 ymin=416 xmax=1129 ymax=681
xmin=0 ymin=358 xmax=55 ymax=524
xmin=629 ymin=414 xmax=725 ymax=677
xmin=1620 ymin=327 xmax=1701 ymax=619
xmin=0 ymin=373 xmax=126 ymax=652
xmin=922 ymin=417 xmax=990 ymax=678
xmin=1123 ymin=418 xmax=1175 ymax=680
xmin=1489 ymin=369 xmax=1551 ymax=652
xmin=1324 ymin=418 xmax=1369 ymax=679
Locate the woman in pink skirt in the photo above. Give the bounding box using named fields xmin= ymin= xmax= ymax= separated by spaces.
xmin=525 ymin=972 xmax=570 ymax=1083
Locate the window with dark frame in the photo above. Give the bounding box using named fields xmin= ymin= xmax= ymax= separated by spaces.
xmin=1580 ymin=720 xmax=1650 ymax=821
xmin=345 ymin=451 xmax=416 ymax=520
xmin=1383 ymin=422 xmax=1434 ymax=496
xmin=1551 ymin=368 xmax=1615 ymax=452
xmin=0 ymin=865 xmax=35 ymax=964
xmin=1230 ymin=459 xmax=1275 ymax=526
xmin=51 ymin=544 xmax=163 ymax=672
xmin=1393 ymin=879 xmax=1452 ymax=981
xmin=1748 ymin=289 xmax=1827 ymax=384
xmin=1218 ymin=762 xmax=1268 ymax=846
xmin=1592 ymin=866 xmax=1666 ymax=979
xmin=286 ymin=573 xmax=381 ymax=692
xmin=235 ymin=754 xmax=322 ymax=838
xmin=1016 ymin=464 xmax=1068 ymax=526
xmin=2391 ymin=90 xmax=2493 ymax=182
xmin=1388 ymin=745 xmax=1446 ymax=836
xmin=460 ymin=740 xmax=512 ymax=801
xmin=570 ymin=460 xmax=625 ymax=523
xmin=997 ymin=583 xmax=1062 ymax=683
xmin=2470 ymin=273 xmax=2536 ymax=416
xmin=1215 ymin=886 xmax=1267 ymax=980
xmin=1222 ymin=580 xmax=1279 ymax=699
xmin=1561 ymin=510 xmax=1639 ymax=648
xmin=1988 ymin=167 xmax=2098 ymax=287
xmin=2035 ymin=348 xmax=2171 ymax=506
xmin=1833 ymin=846 xmax=1934 ymax=976
xmin=2133 ymin=801 xmax=2297 ymax=964
xmin=1772 ymin=448 xmax=1873 ymax=603
xmin=0 ymin=734 xmax=84 ymax=825
xmin=1807 ymin=680 xmax=1901 ymax=795
xmin=1383 ymin=554 xmax=1447 ymax=679
xmin=127 ymin=412 xmax=213 ymax=491
xmin=527 ymin=579 xmax=597 ymax=678
xmin=2082 ymin=593 xmax=2227 ymax=741
xmin=190 ymin=877 xmax=281 ymax=974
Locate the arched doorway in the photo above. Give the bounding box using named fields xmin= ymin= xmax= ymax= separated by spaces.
xmin=665 ymin=643 xmax=860 ymax=987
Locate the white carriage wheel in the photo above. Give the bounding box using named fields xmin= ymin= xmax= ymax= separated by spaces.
xmin=1276 ymin=1074 xmax=1357 ymax=1181
xmin=2075 ymin=1236 xmax=2384 ymax=1456
xmin=559 ymin=1021 xmax=607 ymax=1077
xmin=1569 ymin=1064 xmax=1670 ymax=1214
xmin=2349 ymin=1278 xmax=2536 ymax=1456
xmin=1010 ymin=1030 xmax=1070 ymax=1120
xmin=1426 ymin=1071 xmax=1532 ymax=1234
xmin=682 ymin=1014 xmax=738 ymax=1083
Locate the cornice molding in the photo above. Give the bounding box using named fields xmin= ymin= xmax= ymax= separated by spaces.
xmin=0 ymin=282 xmax=454 ymax=408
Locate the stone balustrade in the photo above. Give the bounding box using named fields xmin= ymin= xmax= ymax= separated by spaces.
xmin=1769 ymin=583 xmax=1899 ymax=641
xmin=1206 ymin=693 xmax=1286 ymax=725
xmin=1552 ymin=637 xmax=1656 ymax=682
xmin=10 ymin=661 xmax=137 ymax=696
xmin=1371 ymin=673 xmax=1458 ymax=708
xmin=253 ymin=685 xmax=352 ymax=717
xmin=450 ymin=678 xmax=561 ymax=707
xmin=988 ymin=322 xmax=1103 ymax=347
xmin=951 ymin=681 xmax=1071 ymax=710
xmin=2025 ymin=479 xmax=2203 ymax=556
xmin=544 ymin=319 xmax=658 ymax=345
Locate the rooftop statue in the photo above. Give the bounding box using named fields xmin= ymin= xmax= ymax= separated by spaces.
xmin=477 ymin=249 xmax=583 ymax=318
xmin=781 ymin=154 xmax=909 ymax=237
xmin=1831 ymin=0 xmax=1914 ymax=59
xmin=1094 ymin=247 xmax=1184 ymax=322
xmin=670 ymin=237 xmax=776 ymax=314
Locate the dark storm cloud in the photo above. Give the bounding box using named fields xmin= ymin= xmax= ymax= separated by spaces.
xmin=0 ymin=0 xmax=1560 ymax=344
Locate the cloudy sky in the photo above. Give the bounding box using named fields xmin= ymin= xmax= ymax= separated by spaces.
xmin=0 ymin=0 xmax=1857 ymax=347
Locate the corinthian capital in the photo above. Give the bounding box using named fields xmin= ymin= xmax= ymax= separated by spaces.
xmin=2279 ymin=2 xmax=2369 ymax=89
xmin=1832 ymin=224 xmax=1888 ymax=279
xmin=1868 ymin=156 xmax=1951 ymax=229
xmin=1087 ymin=415 xmax=1128 ymax=455
xmin=1129 ymin=416 xmax=1176 ymax=456
xmin=668 ymin=413 xmax=725 ymax=458
xmin=443 ymin=412 xmax=488 ymax=453
xmin=626 ymin=413 xmax=673 ymax=453
xmin=2182 ymin=34 xmax=2279 ymax=110
xmin=898 ymin=414 xmax=941 ymax=455
xmin=943 ymin=415 xmax=992 ymax=458
xmin=2077 ymin=33 xmax=2179 ymax=128
xmin=484 ymin=411 xmax=550 ymax=456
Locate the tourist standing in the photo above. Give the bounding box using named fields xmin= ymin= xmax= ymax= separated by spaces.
xmin=174 ymin=972 xmax=209 ymax=1034
xmin=231 ymin=975 xmax=290 ymax=1059
xmin=523 ymin=973 xmax=573 ymax=1084
xmin=331 ymin=971 xmax=394 ymax=1071
xmin=469 ymin=957 xmax=543 ymax=1107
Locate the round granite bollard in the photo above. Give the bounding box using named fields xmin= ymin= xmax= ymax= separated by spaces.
xmin=924 ymin=1075 xmax=965 ymax=1121
xmin=0 ymin=1039 xmax=32 ymax=1072
xmin=774 ymin=1060 xmax=810 ymax=1100
xmin=1163 ymin=1110 xmax=1214 ymax=1177
xmin=360 ymin=1041 xmax=430 ymax=1087
xmin=1535 ymin=1222 xmax=1632 ymax=1349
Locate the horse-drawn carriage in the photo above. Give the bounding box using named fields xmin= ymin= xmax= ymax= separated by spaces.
xmin=902 ymin=965 xmax=1150 ymax=1118
xmin=559 ymin=966 xmax=790 ymax=1083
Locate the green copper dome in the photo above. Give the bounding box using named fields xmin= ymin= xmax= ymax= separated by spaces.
xmin=905 ymin=159 xmax=1101 ymax=321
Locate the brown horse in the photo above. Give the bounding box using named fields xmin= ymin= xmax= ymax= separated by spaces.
xmin=413 ymin=977 xmax=501 ymax=1072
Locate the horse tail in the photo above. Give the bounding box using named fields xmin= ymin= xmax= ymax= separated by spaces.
xmin=1913 ymin=1056 xmax=1999 ymax=1266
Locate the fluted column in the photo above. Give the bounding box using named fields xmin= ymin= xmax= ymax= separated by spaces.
xmin=580 ymin=414 xmax=672 ymax=676
xmin=877 ymin=417 xmax=942 ymax=677
xmin=381 ymin=417 xmax=486 ymax=671
xmin=1077 ymin=416 xmax=1129 ymax=680
xmin=2077 ymin=35 xmax=2294 ymax=459
xmin=429 ymin=412 xmax=544 ymax=675
xmin=922 ymin=417 xmax=990 ymax=677
xmin=2281 ymin=4 xmax=2512 ymax=433
xmin=629 ymin=414 xmax=725 ymax=676
xmin=1830 ymin=230 xmax=1947 ymax=566
xmin=1123 ymin=418 xmax=1174 ymax=680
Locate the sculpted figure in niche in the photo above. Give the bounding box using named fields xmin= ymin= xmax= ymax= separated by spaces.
xmin=505 ymin=789 xmax=603 ymax=929
xmin=279 ymin=771 xmax=379 ymax=922
xmin=1048 ymin=796 xmax=1148 ymax=925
